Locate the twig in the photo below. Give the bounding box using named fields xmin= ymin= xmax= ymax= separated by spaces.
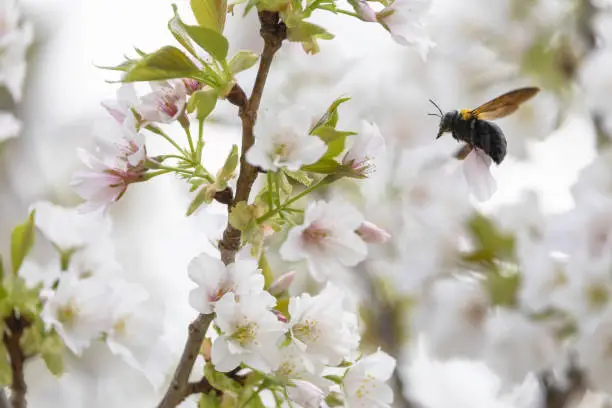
xmin=219 ymin=10 xmax=287 ymax=265
xmin=156 ymin=314 xmax=214 ymax=408
xmin=539 ymin=360 xmax=587 ymax=408
xmin=156 ymin=11 xmax=286 ymax=408
xmin=3 ymin=313 xmax=30 ymax=408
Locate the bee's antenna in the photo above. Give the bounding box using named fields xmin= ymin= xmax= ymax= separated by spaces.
xmin=428 ymin=99 xmax=444 ymax=117
xmin=427 ymin=113 xmax=441 ymax=118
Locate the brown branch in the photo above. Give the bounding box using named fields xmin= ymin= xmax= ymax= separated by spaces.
xmin=3 ymin=313 xmax=30 ymax=408
xmin=540 ymin=360 xmax=587 ymax=408
xmin=219 ymin=10 xmax=287 ymax=265
xmin=156 ymin=314 xmax=214 ymax=408
xmin=156 ymin=11 xmax=286 ymax=408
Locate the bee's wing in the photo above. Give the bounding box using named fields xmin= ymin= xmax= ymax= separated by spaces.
xmin=454 ymin=143 xmax=472 ymax=160
xmin=470 ymin=87 xmax=540 ymax=121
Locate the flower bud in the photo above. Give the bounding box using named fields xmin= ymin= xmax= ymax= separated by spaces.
xmin=269 ymin=270 xmax=297 ymax=295
xmin=355 ymin=0 xmax=377 ymax=22
xmin=356 ymin=221 xmax=391 ymax=244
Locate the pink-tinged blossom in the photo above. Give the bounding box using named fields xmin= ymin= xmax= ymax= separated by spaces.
xmin=280 ymin=199 xmax=367 ymax=282
xmin=269 ymin=270 xmax=297 ymax=296
xmin=182 ymin=78 xmax=204 ymax=95
xmin=187 ymin=253 xmax=264 ymax=314
xmin=355 ymin=0 xmax=378 ymax=22
xmin=461 ymin=147 xmax=497 ymax=201
xmin=70 ymin=149 xmax=145 ymax=212
xmin=70 ymin=119 xmax=148 ymax=212
xmin=342 ymin=120 xmax=385 ymax=178
xmin=356 ymin=221 xmax=391 ymax=244
xmin=101 ymin=83 xmax=139 ymax=125
xmin=138 ymin=80 xmax=188 ymax=123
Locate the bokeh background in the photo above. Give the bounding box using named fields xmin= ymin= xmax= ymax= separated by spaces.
xmin=1 ymin=0 xmax=611 ymax=406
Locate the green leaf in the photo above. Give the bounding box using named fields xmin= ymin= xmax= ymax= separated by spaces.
xmin=302 ymin=159 xmax=341 ymax=174
xmin=259 ymin=253 xmax=274 ymax=289
xmin=0 ymin=254 xmax=4 ymax=282
xmin=169 ymin=4 xmax=198 ymax=57
xmin=217 ymin=145 xmax=239 ymax=184
xmin=123 ymin=46 xmax=200 ymax=82
xmin=310 ymin=97 xmax=351 ymax=133
xmin=0 ymin=342 xmax=11 ymax=386
xmin=199 ymin=390 xmax=222 ymax=407
xmin=5 ymin=276 xmax=41 ymax=322
xmin=229 ymin=202 xmax=256 ymax=231
xmin=20 ymin=322 xmax=43 ymax=356
xmin=183 ymin=24 xmax=229 ymax=61
xmin=240 ymin=392 xmax=265 ymax=408
xmin=187 ymin=185 xmax=216 ymax=216
xmin=204 ymin=363 xmax=241 ymax=393
xmin=323 ymin=375 xmax=343 ymax=384
xmin=191 ymin=0 xmax=227 ymax=32
xmin=41 ymin=332 xmax=64 ymax=376
xmin=11 ymin=210 xmax=35 ymax=275
xmin=283 ymin=170 xmax=312 ymax=186
xmin=277 ymin=172 xmax=292 ymax=195
xmin=188 ymin=88 xmax=219 ymax=120
xmin=312 ymin=127 xmax=355 ymax=159
xmin=228 ymin=51 xmax=259 ymax=74
xmin=287 ymin=21 xmax=334 ymax=43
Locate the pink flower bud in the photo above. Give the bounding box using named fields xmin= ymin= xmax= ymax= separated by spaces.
xmin=272 ymin=309 xmax=288 ymax=323
xmin=269 ymin=270 xmax=297 ymax=295
xmin=356 ymin=0 xmax=377 ymax=22
xmin=356 ymin=221 xmax=391 ymax=244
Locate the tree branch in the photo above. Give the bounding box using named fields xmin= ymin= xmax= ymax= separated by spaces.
xmin=219 ymin=10 xmax=287 ymax=265
xmin=156 ymin=11 xmax=286 ymax=408
xmin=156 ymin=314 xmax=214 ymax=408
xmin=3 ymin=313 xmax=30 ymax=408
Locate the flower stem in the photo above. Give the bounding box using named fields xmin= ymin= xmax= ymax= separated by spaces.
xmin=335 ymin=8 xmax=361 ymax=18
xmin=146 ymin=125 xmax=186 ymax=156
xmin=257 ymin=176 xmax=331 ymax=223
xmin=150 ymin=164 xmax=194 ymax=176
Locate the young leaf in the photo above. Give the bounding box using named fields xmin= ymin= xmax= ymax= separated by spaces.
xmin=169 ymin=4 xmax=197 ymax=57
xmin=204 ymin=363 xmax=242 ymax=393
xmin=123 ymin=46 xmax=201 ymax=82
xmin=229 ymin=202 xmax=256 ymax=231
xmin=199 ymin=391 xmax=222 ymax=407
xmin=283 ymin=170 xmax=312 ymax=186
xmin=41 ymin=332 xmax=64 ymax=376
xmin=187 ymin=185 xmax=216 ymax=216
xmin=228 ymin=51 xmax=259 ymax=74
xmin=188 ymin=88 xmax=219 ymax=120
xmin=217 ymin=145 xmax=239 ymax=184
xmin=310 ymin=96 xmax=351 ymax=133
xmin=302 ymin=158 xmax=341 ymax=174
xmin=10 ymin=210 xmax=35 ymax=275
xmin=183 ymin=24 xmax=229 ymax=61
xmin=191 ymin=0 xmax=227 ymax=33
xmin=259 ymin=253 xmax=274 ymax=289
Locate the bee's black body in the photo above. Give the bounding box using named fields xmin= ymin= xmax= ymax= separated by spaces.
xmin=437 ymin=110 xmax=507 ymax=164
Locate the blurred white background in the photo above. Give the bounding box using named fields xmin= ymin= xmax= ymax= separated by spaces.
xmin=0 ymin=0 xmax=603 ymax=406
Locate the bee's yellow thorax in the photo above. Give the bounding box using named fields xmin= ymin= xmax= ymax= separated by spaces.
xmin=460 ymin=109 xmax=473 ymax=120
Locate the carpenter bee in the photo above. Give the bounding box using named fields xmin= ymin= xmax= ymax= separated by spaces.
xmin=429 ymin=87 xmax=540 ymax=164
